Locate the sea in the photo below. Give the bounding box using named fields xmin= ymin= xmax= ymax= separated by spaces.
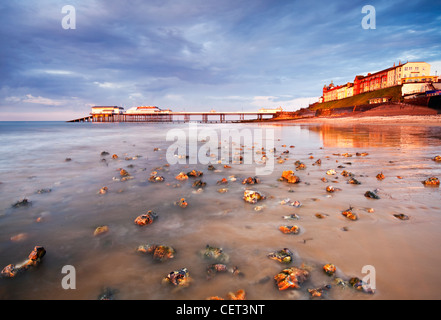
xmin=0 ymin=120 xmax=441 ymax=300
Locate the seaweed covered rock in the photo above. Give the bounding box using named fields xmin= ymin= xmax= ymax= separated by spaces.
xmin=199 ymin=245 xmax=229 ymax=263
xmin=162 ymin=267 xmax=191 ymax=287
xmin=274 ymin=266 xmax=310 ymax=290
xmin=134 ymin=211 xmax=158 ymax=226
xmin=12 ymin=198 xmax=31 ymax=208
xmin=1 ymin=246 xmax=46 ymax=278
xmin=137 ymin=244 xmax=175 ymax=262
xmin=268 ymin=248 xmax=294 ymax=263
xmin=187 ymin=169 xmax=203 ymax=177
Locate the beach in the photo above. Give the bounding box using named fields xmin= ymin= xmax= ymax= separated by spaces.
xmin=287 ymin=104 xmax=441 ymax=126
xmin=0 ymin=119 xmax=440 ymax=300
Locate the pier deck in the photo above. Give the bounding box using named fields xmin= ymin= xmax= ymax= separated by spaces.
xmin=67 ymin=111 xmax=277 ymax=123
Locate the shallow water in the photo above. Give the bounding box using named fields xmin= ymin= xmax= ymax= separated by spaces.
xmin=0 ymin=121 xmax=440 ymax=300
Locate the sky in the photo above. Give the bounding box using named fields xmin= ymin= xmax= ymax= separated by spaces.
xmin=1 ymin=0 xmax=441 ymax=120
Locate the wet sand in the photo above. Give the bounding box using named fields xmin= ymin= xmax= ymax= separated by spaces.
xmin=0 ymin=121 xmax=440 ymax=300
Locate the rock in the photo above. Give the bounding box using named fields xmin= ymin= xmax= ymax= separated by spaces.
xmin=206 ymin=263 xmax=228 ymax=279
xmin=308 ymin=285 xmax=331 ymax=298
xmin=120 ymin=169 xmax=130 ymax=177
xmin=268 ymin=248 xmax=294 ymax=263
xmin=36 ymin=188 xmax=51 ymax=194
xmin=98 ymin=287 xmax=117 ymax=300
xmin=207 ymin=289 xmax=246 ymax=300
xmin=422 ymin=177 xmax=439 ymax=187
xmin=134 ymin=211 xmax=158 ymax=226
xmin=217 ymin=178 xmax=228 ymax=184
xmin=112 ymin=154 xmax=118 ymax=159
xmin=364 ymin=190 xmax=380 ymax=199
xmin=341 ymin=207 xmax=358 ymax=220
xmin=274 ymin=266 xmax=310 ymax=290
xmin=227 ymin=289 xmax=246 ymax=300
xmin=295 ymin=161 xmax=306 ymax=170
xmin=28 ymin=246 xmax=46 ymax=262
xmin=376 ymin=172 xmax=385 ymax=180
xmin=432 ymin=155 xmax=441 ymax=162
xmin=101 ymin=151 xmax=110 ymax=156
xmin=393 ymin=213 xmax=409 ymax=220
xmin=341 ymin=170 xmax=353 ymax=177
xmin=149 ymin=175 xmax=164 ymax=182
xmin=12 ymin=198 xmax=31 ymax=208
xmin=323 ymin=263 xmax=336 ymax=276
xmin=162 ymin=268 xmax=191 ymax=287
xmin=242 ymin=176 xmax=260 ymax=185
xmin=281 ymin=171 xmax=300 ymax=184
xmin=175 ymin=198 xmax=188 ymax=208
xmin=192 ymin=180 xmax=206 ymax=188
xmin=175 ymin=172 xmax=188 ymax=180
xmin=1 ymin=246 xmax=46 ymax=278
xmin=99 ymin=187 xmax=108 ymax=194
xmin=199 ymin=245 xmax=229 ymax=263
xmin=93 ymin=226 xmax=109 ymax=236
xmin=348 ymin=177 xmax=361 ymax=184
xmin=279 ymin=225 xmax=300 ymax=234
xmin=282 ymin=214 xmax=300 ymax=220
xmin=326 ymin=185 xmax=335 ymax=193
xmin=10 ymin=233 xmax=28 ymax=242
xmin=243 ymin=190 xmax=265 ymax=204
xmin=349 ymin=277 xmax=375 ymax=294
xmin=187 ymin=169 xmax=203 ymax=177
xmin=137 ymin=244 xmax=175 ymax=262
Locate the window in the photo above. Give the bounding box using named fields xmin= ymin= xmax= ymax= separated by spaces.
xmin=415 ymin=67 xmax=419 ymax=71
xmin=404 ymin=67 xmax=408 ymax=71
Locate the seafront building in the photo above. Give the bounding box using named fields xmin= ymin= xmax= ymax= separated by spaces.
xmin=322 ymin=61 xmax=437 ymax=102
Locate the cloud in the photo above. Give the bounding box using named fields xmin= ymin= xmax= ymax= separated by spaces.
xmin=22 ymin=94 xmax=65 ymax=106
xmin=0 ymin=0 xmax=440 ymax=120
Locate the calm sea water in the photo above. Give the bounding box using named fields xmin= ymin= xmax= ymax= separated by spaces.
xmin=0 ymin=121 xmax=440 ymax=300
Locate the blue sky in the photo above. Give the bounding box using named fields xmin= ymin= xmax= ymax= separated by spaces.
xmin=1 ymin=0 xmax=441 ymax=120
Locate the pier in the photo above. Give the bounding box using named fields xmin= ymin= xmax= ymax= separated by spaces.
xmin=67 ymin=110 xmax=278 ymax=123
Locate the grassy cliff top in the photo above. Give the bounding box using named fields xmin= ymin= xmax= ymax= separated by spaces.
xmin=309 ymin=85 xmax=403 ymax=111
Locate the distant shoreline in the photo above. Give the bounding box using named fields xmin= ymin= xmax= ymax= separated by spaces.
xmin=242 ymin=104 xmax=441 ymax=126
